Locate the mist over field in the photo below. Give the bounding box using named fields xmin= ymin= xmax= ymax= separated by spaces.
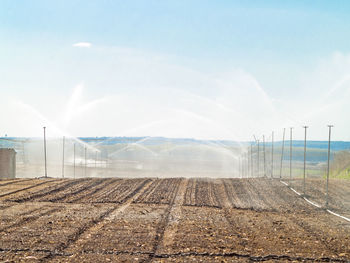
xmin=1 ymin=2 xmax=350 ymax=262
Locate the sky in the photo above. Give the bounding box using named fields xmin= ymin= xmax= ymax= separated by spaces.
xmin=1 ymin=0 xmax=350 ymax=141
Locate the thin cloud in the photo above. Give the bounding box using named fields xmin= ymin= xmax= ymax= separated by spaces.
xmin=72 ymin=42 xmax=92 ymax=48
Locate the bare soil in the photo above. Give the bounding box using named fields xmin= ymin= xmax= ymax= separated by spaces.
xmin=290 ymin=178 xmax=350 ymax=217
xmin=0 ymin=177 xmax=349 ymax=262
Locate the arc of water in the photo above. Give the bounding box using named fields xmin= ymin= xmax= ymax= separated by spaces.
xmin=16 ymin=100 xmax=100 ymax=153
xmin=108 ymin=137 xmax=158 ymax=157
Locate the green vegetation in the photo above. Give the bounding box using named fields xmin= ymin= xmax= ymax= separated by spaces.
xmin=329 ymin=151 xmax=350 ymax=179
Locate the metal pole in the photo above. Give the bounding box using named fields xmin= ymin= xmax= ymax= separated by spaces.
xmin=257 ymin=140 xmax=260 ymax=177
xmin=43 ymin=127 xmax=47 ymax=178
xmin=247 ymin=149 xmax=250 ymax=178
xmin=303 ymin=126 xmax=308 ymax=196
xmin=238 ymin=156 xmax=240 ymax=178
xmin=247 ymin=151 xmax=249 ymax=178
xmin=250 ymin=144 xmax=253 ymax=178
xmin=73 ymin=143 xmax=76 ymax=179
xmin=84 ymin=147 xmax=87 ymax=177
xmin=290 ymin=127 xmax=293 ymax=182
xmin=245 ymin=153 xmax=247 ymax=178
xmin=263 ymin=135 xmax=266 ymax=177
xmin=271 ymin=131 xmax=274 ymax=178
xmin=62 ymin=136 xmax=65 ymax=178
xmin=326 ymin=125 xmax=333 ymax=208
xmin=245 ymin=152 xmax=247 ymax=178
xmin=279 ymin=128 xmax=286 ymax=180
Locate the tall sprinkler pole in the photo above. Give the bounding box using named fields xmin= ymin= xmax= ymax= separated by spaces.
xmin=326 ymin=125 xmax=333 ymax=208
xmin=73 ymin=143 xmax=76 ymax=179
xmin=303 ymin=126 xmax=308 ymax=196
xmin=250 ymin=144 xmax=253 ymax=178
xmin=271 ymin=131 xmax=274 ymax=178
xmin=84 ymin=147 xmax=87 ymax=177
xmin=279 ymin=128 xmax=286 ymax=180
xmin=62 ymin=136 xmax=65 ymax=178
xmin=290 ymin=127 xmax=293 ymax=182
xmin=246 ymin=152 xmax=249 ymax=178
xmin=263 ymin=135 xmax=266 ymax=177
xmin=242 ymin=154 xmax=245 ymax=178
xmin=257 ymin=140 xmax=260 ymax=177
xmin=246 ymin=151 xmax=249 ymax=178
xmin=238 ymin=156 xmax=241 ymax=178
xmin=43 ymin=127 xmax=47 ymax=178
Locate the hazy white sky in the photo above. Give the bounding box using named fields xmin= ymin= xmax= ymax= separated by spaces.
xmin=1 ymin=1 xmax=350 ymax=141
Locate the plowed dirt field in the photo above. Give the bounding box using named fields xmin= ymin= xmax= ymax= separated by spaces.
xmin=0 ymin=177 xmax=349 ymax=262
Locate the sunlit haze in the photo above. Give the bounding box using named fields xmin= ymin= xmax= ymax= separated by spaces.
xmin=1 ymin=1 xmax=350 ymax=141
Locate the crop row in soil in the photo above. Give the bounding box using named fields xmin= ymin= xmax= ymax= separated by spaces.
xmin=4 ymin=178 xmax=152 ymax=204
xmin=222 ymin=178 xmax=316 ymax=212
xmin=183 ymin=178 xmax=222 ymax=208
xmin=291 ymin=178 xmax=350 ymax=216
xmin=0 ymin=178 xmax=349 ymax=262
xmin=133 ymin=178 xmax=182 ymax=204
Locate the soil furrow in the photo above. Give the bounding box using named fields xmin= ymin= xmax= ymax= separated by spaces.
xmin=0 ymin=180 xmax=57 ymax=199
xmin=146 ymin=178 xmax=182 ymax=262
xmin=42 ymin=180 xmax=155 ymax=262
xmin=0 ymin=179 xmax=31 ymax=187
xmin=0 ymin=207 xmax=62 ymax=232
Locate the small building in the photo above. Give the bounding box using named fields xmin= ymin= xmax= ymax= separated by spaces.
xmin=0 ymin=148 xmax=16 ymax=179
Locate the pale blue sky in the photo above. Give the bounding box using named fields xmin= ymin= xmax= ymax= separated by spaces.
xmin=1 ymin=1 xmax=350 ymax=140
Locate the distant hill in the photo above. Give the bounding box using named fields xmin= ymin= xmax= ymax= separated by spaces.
xmin=1 ymin=137 xmax=350 ymax=151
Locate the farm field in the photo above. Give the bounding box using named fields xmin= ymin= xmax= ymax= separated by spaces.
xmin=0 ymin=177 xmax=349 ymax=262
xmin=290 ymin=178 xmax=350 ymax=218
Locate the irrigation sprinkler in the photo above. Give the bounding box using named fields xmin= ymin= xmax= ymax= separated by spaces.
xmin=257 ymin=140 xmax=260 ymax=177
xmin=303 ymin=126 xmax=308 ymax=196
xmin=271 ymin=131 xmax=274 ymax=178
xmin=84 ymin=147 xmax=87 ymax=177
xmin=242 ymin=154 xmax=244 ymax=178
xmin=246 ymin=152 xmax=249 ymax=178
xmin=243 ymin=155 xmax=245 ymax=178
xmin=326 ymin=125 xmax=334 ymax=208
xmin=247 ymin=149 xmax=250 ymax=178
xmin=263 ymin=135 xmax=266 ymax=177
xmin=245 ymin=152 xmax=248 ymax=178
xmin=240 ymin=156 xmax=242 ymax=178
xmin=279 ymin=128 xmax=286 ymax=180
xmin=73 ymin=143 xmax=76 ymax=179
xmin=250 ymin=144 xmax=253 ymax=178
xmin=62 ymin=136 xmax=65 ymax=178
xmin=290 ymin=127 xmax=293 ymax=182
xmin=238 ymin=156 xmax=240 ymax=178
xmin=43 ymin=127 xmax=47 ymax=178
